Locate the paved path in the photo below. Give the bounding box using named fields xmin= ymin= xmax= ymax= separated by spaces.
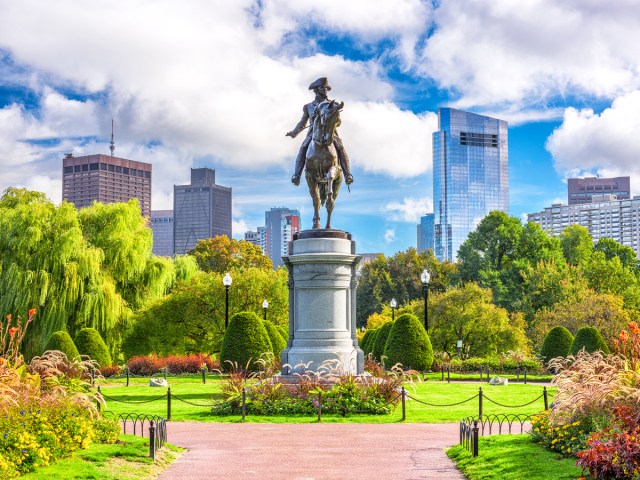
xmin=158 ymin=422 xmax=465 ymax=480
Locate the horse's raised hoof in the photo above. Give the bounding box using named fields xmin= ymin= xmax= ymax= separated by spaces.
xmin=345 ymin=174 xmax=353 ymax=185
xmin=291 ymin=174 xmax=301 ymax=186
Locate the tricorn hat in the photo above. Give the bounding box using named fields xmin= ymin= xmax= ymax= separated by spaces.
xmin=309 ymin=77 xmax=331 ymax=91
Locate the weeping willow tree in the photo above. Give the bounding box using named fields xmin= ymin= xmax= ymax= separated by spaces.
xmin=0 ymin=189 xmax=189 ymax=360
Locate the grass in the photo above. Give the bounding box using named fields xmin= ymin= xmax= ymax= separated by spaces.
xmin=423 ymin=371 xmax=553 ymax=382
xmin=447 ymin=434 xmax=584 ymax=479
xmin=97 ymin=375 xmax=555 ymax=423
xmin=19 ymin=434 xmax=184 ymax=480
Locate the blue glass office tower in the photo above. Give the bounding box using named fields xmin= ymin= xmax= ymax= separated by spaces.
xmin=433 ymin=108 xmax=508 ymax=262
xmin=417 ymin=213 xmax=435 ymax=253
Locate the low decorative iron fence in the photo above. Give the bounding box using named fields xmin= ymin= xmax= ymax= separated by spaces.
xmin=104 ymin=412 xmax=167 ymax=461
xmin=459 ymin=413 xmax=534 ymax=457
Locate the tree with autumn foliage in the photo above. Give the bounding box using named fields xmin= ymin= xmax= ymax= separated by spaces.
xmin=190 ymin=236 xmax=273 ymax=273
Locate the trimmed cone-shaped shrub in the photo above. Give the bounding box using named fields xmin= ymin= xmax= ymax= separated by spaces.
xmin=384 ymin=313 xmax=434 ymax=370
xmin=365 ymin=328 xmax=379 ymax=356
xmin=277 ymin=325 xmax=289 ymax=341
xmin=372 ymin=321 xmax=394 ymax=363
xmin=220 ymin=311 xmax=272 ymax=371
xmin=74 ymin=328 xmax=112 ymax=367
xmin=540 ymin=326 xmax=574 ymax=363
xmin=570 ymin=326 xmax=610 ymax=356
xmin=264 ymin=320 xmax=287 ymax=356
xmin=360 ymin=329 xmax=373 ymax=353
xmin=44 ymin=331 xmax=80 ymax=360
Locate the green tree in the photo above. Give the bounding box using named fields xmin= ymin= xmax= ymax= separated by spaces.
xmin=190 ymin=236 xmax=272 ymax=273
xmin=356 ymin=256 xmax=393 ymax=327
xmin=593 ymin=237 xmax=639 ymax=272
xmin=122 ymin=268 xmax=288 ymax=358
xmin=384 ymin=313 xmax=433 ymax=370
xmin=429 ymin=283 xmax=529 ymax=358
xmin=582 ymin=251 xmax=640 ymax=310
xmin=220 ymin=311 xmax=272 ymax=371
xmin=559 ymin=225 xmax=593 ymax=266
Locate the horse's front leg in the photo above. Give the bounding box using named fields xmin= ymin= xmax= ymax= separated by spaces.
xmin=307 ymin=178 xmax=321 ymax=229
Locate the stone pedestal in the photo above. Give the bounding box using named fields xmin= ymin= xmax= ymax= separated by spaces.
xmin=281 ymin=230 xmax=364 ymax=374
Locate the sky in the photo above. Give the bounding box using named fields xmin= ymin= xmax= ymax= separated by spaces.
xmin=2 ymin=0 xmax=640 ymax=256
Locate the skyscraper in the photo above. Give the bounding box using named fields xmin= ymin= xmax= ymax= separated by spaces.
xmin=62 ymin=153 xmax=152 ymax=217
xmin=568 ymin=176 xmax=630 ymax=205
xmin=173 ymin=168 xmax=232 ymax=255
xmin=264 ymin=207 xmax=300 ymax=267
xmin=417 ymin=213 xmax=435 ymax=253
xmin=433 ymin=108 xmax=509 ymax=262
xmin=151 ymin=210 xmax=174 ymax=257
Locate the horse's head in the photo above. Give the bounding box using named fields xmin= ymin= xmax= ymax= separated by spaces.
xmin=312 ymin=100 xmax=343 ymax=145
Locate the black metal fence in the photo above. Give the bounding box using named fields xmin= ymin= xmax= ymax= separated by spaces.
xmin=97 ymin=385 xmax=549 ymax=423
xmin=103 ymin=412 xmax=167 ymax=461
xmin=458 ymin=413 xmax=534 ymax=457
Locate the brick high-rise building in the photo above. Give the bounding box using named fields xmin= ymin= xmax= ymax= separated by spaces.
xmin=568 ymin=176 xmax=630 ymax=205
xmin=62 ymin=153 xmax=152 ymax=216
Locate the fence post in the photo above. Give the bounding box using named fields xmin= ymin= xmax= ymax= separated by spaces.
xmin=96 ymin=386 xmax=101 ymax=412
xmin=149 ymin=420 xmax=156 ymax=461
xmin=167 ymin=387 xmax=172 ymax=421
xmin=201 ymin=367 xmax=206 ymax=384
xmin=543 ymin=386 xmax=548 ymax=410
xmin=478 ymin=387 xmax=483 ymax=418
xmin=401 ymin=387 xmax=406 ymax=421
xmin=516 ymin=366 xmax=520 ymax=382
xmin=486 ymin=367 xmax=490 ymax=382
xmin=241 ymin=387 xmax=246 ymax=421
xmin=441 ymin=364 xmax=444 ymax=381
xmin=472 ymin=420 xmax=479 ymax=457
xmin=126 ymin=367 xmax=130 ymax=387
xmin=447 ymin=365 xmax=450 ymax=383
xmin=317 ymin=392 xmax=322 ymax=422
xmin=164 ymin=366 xmax=168 ymax=381
xmin=523 ymin=366 xmax=527 ymax=384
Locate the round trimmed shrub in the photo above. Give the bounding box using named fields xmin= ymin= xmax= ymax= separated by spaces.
xmin=384 ymin=313 xmax=434 ymax=370
xmin=220 ymin=311 xmax=272 ymax=371
xmin=540 ymin=326 xmax=574 ymax=363
xmin=74 ymin=328 xmax=112 ymax=367
xmin=264 ymin=320 xmax=287 ymax=356
xmin=570 ymin=326 xmax=610 ymax=356
xmin=372 ymin=321 xmax=394 ymax=363
xmin=44 ymin=330 xmax=80 ymax=361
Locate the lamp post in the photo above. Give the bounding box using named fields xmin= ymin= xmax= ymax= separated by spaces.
xmin=390 ymin=298 xmax=397 ymax=322
xmin=262 ymin=299 xmax=268 ymax=321
xmin=420 ymin=269 xmax=430 ymax=333
xmin=223 ymin=272 xmax=232 ymax=328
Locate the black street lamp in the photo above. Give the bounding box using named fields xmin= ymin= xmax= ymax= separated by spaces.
xmin=223 ymin=272 xmax=232 ymax=328
xmin=421 ymin=269 xmax=430 ymax=333
xmin=262 ymin=299 xmax=268 ymax=321
xmin=390 ymin=298 xmax=397 ymax=322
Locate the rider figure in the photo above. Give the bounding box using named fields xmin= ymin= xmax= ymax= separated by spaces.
xmin=286 ymin=77 xmax=354 ymax=186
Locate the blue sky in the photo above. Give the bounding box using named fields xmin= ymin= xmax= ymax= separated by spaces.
xmin=1 ymin=1 xmax=640 ymax=256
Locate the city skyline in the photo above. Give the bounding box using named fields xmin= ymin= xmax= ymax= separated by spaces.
xmin=2 ymin=2 xmax=640 ymax=256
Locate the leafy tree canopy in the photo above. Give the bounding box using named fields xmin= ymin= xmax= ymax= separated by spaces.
xmin=190 ymin=236 xmax=272 ymax=273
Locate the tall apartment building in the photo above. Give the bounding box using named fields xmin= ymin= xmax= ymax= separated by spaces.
xmin=568 ymin=176 xmax=630 ymax=205
xmin=528 ymin=194 xmax=640 ymax=257
xmin=244 ymin=231 xmax=260 ymax=246
xmin=151 ymin=210 xmax=174 ymax=257
xmin=173 ymin=168 xmax=232 ymax=255
xmin=432 ymin=108 xmax=509 ymax=261
xmin=417 ymin=213 xmax=435 ymax=253
xmin=264 ymin=207 xmax=300 ymax=267
xmin=62 ymin=153 xmax=152 ymax=216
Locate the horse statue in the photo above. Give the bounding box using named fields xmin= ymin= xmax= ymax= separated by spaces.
xmin=305 ymin=100 xmax=344 ymax=229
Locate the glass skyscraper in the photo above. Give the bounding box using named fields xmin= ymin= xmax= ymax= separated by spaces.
xmin=433 ymin=108 xmax=508 ymax=261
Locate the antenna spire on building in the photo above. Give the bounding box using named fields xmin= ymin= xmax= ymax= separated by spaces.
xmin=109 ymin=119 xmax=115 ymax=156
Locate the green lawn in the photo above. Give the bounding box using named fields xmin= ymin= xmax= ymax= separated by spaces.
xmin=447 ymin=435 xmax=584 ymax=480
xmin=19 ymin=434 xmax=183 ymax=480
xmin=97 ymin=375 xmax=554 ymax=423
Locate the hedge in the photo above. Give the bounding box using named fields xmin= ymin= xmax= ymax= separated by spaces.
xmin=44 ymin=330 xmax=80 ymax=361
xmin=74 ymin=328 xmax=111 ymax=367
xmin=220 ymin=311 xmax=272 ymax=371
xmin=383 ymin=313 xmax=433 ymax=370
xmin=540 ymin=326 xmax=574 ymax=363
xmin=570 ymin=326 xmax=610 ymax=356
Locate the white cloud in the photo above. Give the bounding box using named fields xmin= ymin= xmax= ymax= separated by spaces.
xmin=546 ymin=90 xmax=640 ymax=194
xmin=420 ymin=0 xmax=640 ymax=109
xmin=384 ymin=228 xmax=396 ymax=243
xmin=382 ymin=197 xmax=432 ymax=223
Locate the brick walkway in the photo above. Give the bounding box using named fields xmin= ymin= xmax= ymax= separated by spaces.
xmin=158 ymin=422 xmax=465 ymax=480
